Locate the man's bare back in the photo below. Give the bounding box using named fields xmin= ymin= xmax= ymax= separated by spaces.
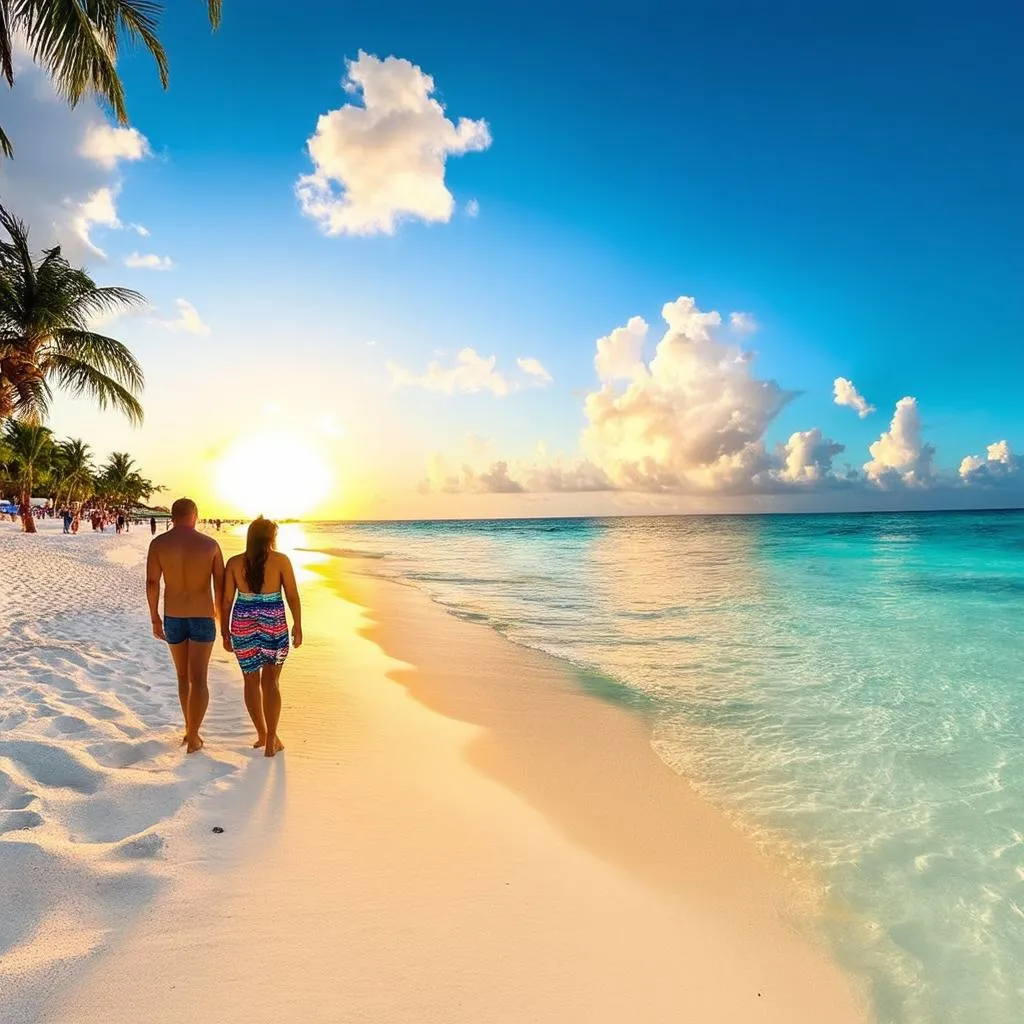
xmin=148 ymin=528 xmax=222 ymax=618
xmin=146 ymin=498 xmax=225 ymax=753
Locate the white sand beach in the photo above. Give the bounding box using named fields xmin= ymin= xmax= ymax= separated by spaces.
xmin=1 ymin=521 xmax=867 ymax=1023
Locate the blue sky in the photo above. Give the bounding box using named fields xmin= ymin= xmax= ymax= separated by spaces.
xmin=4 ymin=1 xmax=1023 ymax=516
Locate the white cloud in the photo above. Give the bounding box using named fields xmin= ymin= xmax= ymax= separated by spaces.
xmin=423 ymin=453 xmax=612 ymax=495
xmin=959 ymin=440 xmax=1021 ymax=486
xmin=124 ymin=252 xmax=174 ymax=270
xmin=72 ymin=186 xmax=122 ymax=256
xmin=159 ymin=299 xmax=210 ymax=336
xmin=594 ymin=316 xmax=648 ymax=383
xmin=516 ymin=356 xmax=553 ymax=386
xmin=388 ymin=348 xmax=550 ymax=396
xmin=130 ymin=223 xmax=150 ymax=237
xmin=729 ymin=311 xmax=757 ymax=335
xmin=79 ymin=123 xmax=150 ymax=169
xmin=424 ymin=455 xmax=524 ymax=494
xmin=389 ymin=348 xmax=509 ymax=396
xmin=833 ymin=376 xmax=876 ymax=418
xmin=296 ymin=51 xmax=492 ymax=236
xmin=0 ymin=57 xmax=152 ymax=263
xmin=776 ymin=428 xmax=845 ymax=485
xmin=465 ymin=198 xmax=480 ymax=218
xmin=580 ymin=297 xmax=795 ymax=493
xmin=863 ymin=397 xmax=935 ymax=488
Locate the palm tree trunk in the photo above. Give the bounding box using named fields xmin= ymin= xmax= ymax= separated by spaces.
xmin=20 ymin=488 xmax=36 ymax=533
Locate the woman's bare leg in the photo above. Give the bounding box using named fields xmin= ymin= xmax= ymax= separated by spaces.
xmin=261 ymin=664 xmax=284 ymax=757
xmin=242 ymin=671 xmax=266 ymax=747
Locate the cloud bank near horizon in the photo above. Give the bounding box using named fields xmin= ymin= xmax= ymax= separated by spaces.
xmin=421 ymin=296 xmax=1020 ymax=499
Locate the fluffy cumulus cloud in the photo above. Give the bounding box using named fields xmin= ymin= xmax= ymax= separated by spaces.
xmin=863 ymin=397 xmax=935 ymax=488
xmin=124 ymin=252 xmax=174 ymax=270
xmin=296 ymin=51 xmax=492 ymax=236
xmin=959 ymin=440 xmax=1021 ymax=486
xmin=0 ymin=54 xmax=153 ymax=262
xmin=158 ymin=299 xmax=210 ymax=336
xmin=79 ymin=123 xmax=150 ymax=169
xmin=423 ymin=452 xmax=611 ymax=495
xmin=516 ymin=357 xmax=552 ymax=386
xmin=833 ymin=376 xmax=875 ymax=418
xmin=729 ymin=311 xmax=757 ymax=335
xmin=388 ymin=348 xmax=551 ymax=396
xmin=580 ymin=297 xmax=807 ymax=493
xmin=776 ymin=428 xmax=846 ymax=484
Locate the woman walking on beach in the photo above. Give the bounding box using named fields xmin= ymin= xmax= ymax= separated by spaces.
xmin=222 ymin=517 xmax=302 ymax=757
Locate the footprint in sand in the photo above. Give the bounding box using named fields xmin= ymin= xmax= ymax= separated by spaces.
xmin=114 ymin=832 xmax=166 ymax=860
xmin=0 ymin=739 xmax=103 ymax=795
xmin=0 ymin=810 xmax=44 ymax=834
xmin=88 ymin=739 xmax=167 ymax=769
xmin=53 ymin=715 xmax=90 ymax=735
xmin=83 ymin=702 xmax=125 ymax=722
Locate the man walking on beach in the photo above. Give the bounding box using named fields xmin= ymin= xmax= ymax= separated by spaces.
xmin=146 ymin=498 xmax=225 ymax=753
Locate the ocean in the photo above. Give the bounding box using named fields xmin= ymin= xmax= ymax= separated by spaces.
xmin=305 ymin=511 xmax=1024 ymax=1023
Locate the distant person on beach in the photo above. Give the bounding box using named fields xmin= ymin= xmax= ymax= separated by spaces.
xmin=62 ymin=510 xmax=72 ymax=534
xmin=150 ymin=516 xmax=157 ymax=536
xmin=146 ymin=497 xmax=226 ymax=753
xmin=222 ymin=517 xmax=302 ymax=758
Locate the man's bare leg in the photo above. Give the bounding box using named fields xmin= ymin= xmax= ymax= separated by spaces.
xmin=168 ymin=640 xmax=192 ymax=744
xmin=185 ymin=641 xmax=213 ymax=753
xmin=260 ymin=664 xmax=284 ymax=757
xmin=242 ymin=671 xmax=267 ymax=747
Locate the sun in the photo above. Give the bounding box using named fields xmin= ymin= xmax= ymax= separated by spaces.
xmin=214 ymin=432 xmax=333 ymax=519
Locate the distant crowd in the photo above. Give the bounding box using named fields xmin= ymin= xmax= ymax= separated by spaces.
xmin=2 ymin=504 xmax=239 ymax=537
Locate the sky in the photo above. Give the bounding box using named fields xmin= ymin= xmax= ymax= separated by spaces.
xmin=3 ymin=0 xmax=1023 ymax=519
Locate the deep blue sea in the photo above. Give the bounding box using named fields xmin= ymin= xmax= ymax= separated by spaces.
xmin=306 ymin=511 xmax=1024 ymax=1023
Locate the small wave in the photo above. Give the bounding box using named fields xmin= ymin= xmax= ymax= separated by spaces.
xmin=299 ymin=546 xmax=386 ymax=560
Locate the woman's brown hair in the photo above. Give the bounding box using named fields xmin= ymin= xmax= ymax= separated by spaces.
xmin=244 ymin=516 xmax=278 ymax=593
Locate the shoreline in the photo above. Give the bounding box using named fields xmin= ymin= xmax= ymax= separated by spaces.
xmin=330 ymin=557 xmax=868 ymax=1018
xmin=3 ymin=523 xmax=867 ymax=1022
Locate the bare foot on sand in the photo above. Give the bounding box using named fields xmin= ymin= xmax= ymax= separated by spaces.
xmin=253 ymin=735 xmax=267 ymax=749
xmin=264 ymin=736 xmax=284 ymax=758
xmin=185 ymin=734 xmax=204 ymax=753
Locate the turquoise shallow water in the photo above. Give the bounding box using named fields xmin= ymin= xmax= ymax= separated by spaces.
xmin=307 ymin=512 xmax=1024 ymax=1023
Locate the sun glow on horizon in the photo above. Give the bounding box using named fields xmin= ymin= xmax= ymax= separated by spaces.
xmin=214 ymin=432 xmax=333 ymax=520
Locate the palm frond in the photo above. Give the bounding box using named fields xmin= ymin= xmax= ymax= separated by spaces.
xmin=108 ymin=0 xmax=169 ymax=90
xmin=0 ymin=0 xmax=13 ymax=86
xmin=47 ymin=328 xmax=145 ymax=393
xmin=67 ymin=283 xmax=146 ymax=321
xmin=19 ymin=0 xmax=129 ymax=121
xmin=43 ymin=353 xmax=144 ymax=424
xmin=2 ymin=370 xmax=51 ymax=423
xmin=206 ymin=0 xmax=222 ymax=30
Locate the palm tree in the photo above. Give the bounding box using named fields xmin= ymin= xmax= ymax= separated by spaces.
xmin=0 ymin=1 xmax=222 ymax=158
xmin=0 ymin=205 xmax=145 ymax=423
xmin=51 ymin=436 xmax=95 ymax=511
xmin=1 ymin=418 xmax=52 ymax=532
xmin=97 ymin=450 xmax=158 ymax=512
